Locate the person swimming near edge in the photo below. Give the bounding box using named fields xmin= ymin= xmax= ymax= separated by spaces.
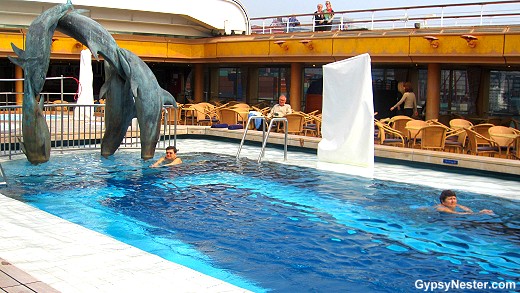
xmin=434 ymin=190 xmax=494 ymax=215
xmin=150 ymin=146 xmax=182 ymax=168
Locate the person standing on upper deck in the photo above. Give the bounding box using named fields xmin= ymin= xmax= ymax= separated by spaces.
xmin=314 ymin=3 xmax=325 ymax=31
xmin=323 ymin=1 xmax=335 ymax=31
xmin=390 ymin=81 xmax=418 ymax=118
xmin=288 ymin=15 xmax=300 ymax=32
xmin=268 ymin=95 xmax=292 ymax=118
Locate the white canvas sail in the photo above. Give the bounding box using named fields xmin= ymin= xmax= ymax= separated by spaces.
xmin=318 ymin=53 xmax=374 ymax=176
xmin=74 ymin=48 xmax=95 ymax=121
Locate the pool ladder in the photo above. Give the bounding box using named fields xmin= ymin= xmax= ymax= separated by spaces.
xmin=236 ymin=116 xmax=288 ymax=163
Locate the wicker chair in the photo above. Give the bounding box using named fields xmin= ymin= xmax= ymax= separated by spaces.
xmin=413 ymin=125 xmax=447 ymax=151
xmin=471 ymin=123 xmax=494 ymax=139
xmin=374 ymin=120 xmax=406 ymax=147
xmin=283 ymin=113 xmax=306 ymax=135
xmin=389 ymin=115 xmax=413 ymax=137
xmin=405 ymin=120 xmax=429 ymax=148
xmin=464 ymin=127 xmax=500 ymax=157
xmin=488 ymin=126 xmax=520 ymax=159
xmin=218 ymin=108 xmax=242 ymax=125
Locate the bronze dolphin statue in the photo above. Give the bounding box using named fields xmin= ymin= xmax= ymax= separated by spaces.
xmin=99 ymin=62 xmax=136 ymax=158
xmin=118 ymin=48 xmax=177 ymax=160
xmin=57 ymin=9 xmax=177 ymax=159
xmin=7 ymin=1 xmax=73 ymax=164
xmin=55 ymin=9 xmax=133 ymax=157
xmin=57 ymin=9 xmax=124 ymax=77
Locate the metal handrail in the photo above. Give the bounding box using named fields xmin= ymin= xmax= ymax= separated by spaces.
xmin=236 ymin=116 xmax=288 ymax=163
xmin=0 ymin=104 xmax=178 ymax=159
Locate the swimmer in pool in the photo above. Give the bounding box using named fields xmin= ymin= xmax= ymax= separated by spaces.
xmin=435 ymin=190 xmax=494 ymax=215
xmin=150 ymin=146 xmax=182 ymax=168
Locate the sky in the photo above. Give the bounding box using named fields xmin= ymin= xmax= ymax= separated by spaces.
xmin=240 ymin=0 xmax=510 ymax=18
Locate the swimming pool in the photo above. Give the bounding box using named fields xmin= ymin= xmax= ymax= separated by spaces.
xmin=1 ymin=144 xmax=519 ymax=292
xmin=0 ymin=113 xmax=62 ymax=121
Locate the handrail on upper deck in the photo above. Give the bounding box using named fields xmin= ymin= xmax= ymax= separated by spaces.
xmin=250 ymin=0 xmax=520 ymax=34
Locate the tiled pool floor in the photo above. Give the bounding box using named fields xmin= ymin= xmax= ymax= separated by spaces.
xmin=0 ymin=138 xmax=518 ymax=292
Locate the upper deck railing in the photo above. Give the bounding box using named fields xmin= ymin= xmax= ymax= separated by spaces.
xmin=250 ymin=0 xmax=520 ymax=34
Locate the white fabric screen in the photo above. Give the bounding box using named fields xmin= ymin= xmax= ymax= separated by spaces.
xmin=74 ymin=49 xmax=95 ymax=121
xmin=317 ymin=53 xmax=374 ymax=169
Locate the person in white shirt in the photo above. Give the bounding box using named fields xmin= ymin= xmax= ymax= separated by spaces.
xmin=268 ymin=95 xmax=292 ymax=119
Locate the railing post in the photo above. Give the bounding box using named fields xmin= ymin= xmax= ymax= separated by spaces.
xmin=441 ymin=7 xmax=444 ymax=27
xmin=60 ymin=75 xmax=64 ymax=102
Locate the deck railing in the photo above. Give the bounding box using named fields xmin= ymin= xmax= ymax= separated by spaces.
xmin=0 ymin=104 xmax=178 ymax=160
xmin=250 ymin=0 xmax=520 ymax=34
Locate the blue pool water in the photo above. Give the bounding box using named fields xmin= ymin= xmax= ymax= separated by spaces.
xmin=1 ymin=151 xmax=519 ymax=292
xmin=0 ymin=113 xmax=60 ymax=121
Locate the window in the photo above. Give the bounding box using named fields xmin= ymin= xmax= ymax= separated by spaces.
xmin=489 ymin=70 xmax=520 ymax=116
xmin=258 ymin=67 xmax=288 ymax=105
xmin=218 ymin=68 xmax=243 ymax=100
xmin=440 ymin=69 xmax=470 ymax=114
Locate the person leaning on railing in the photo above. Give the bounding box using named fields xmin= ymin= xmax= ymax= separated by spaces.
xmin=323 ymin=1 xmax=335 ymax=31
xmin=288 ymin=15 xmax=300 ymax=32
xmin=314 ymin=3 xmax=325 ymax=31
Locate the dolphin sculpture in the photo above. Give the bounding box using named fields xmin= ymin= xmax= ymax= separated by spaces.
xmin=55 ymin=9 xmax=134 ymax=157
xmin=7 ymin=1 xmax=73 ymax=164
xmin=99 ymin=62 xmax=136 ymax=158
xmin=56 ymin=9 xmax=124 ymax=77
xmin=118 ymin=48 xmax=177 ymax=160
xmin=56 ymin=9 xmax=177 ymax=159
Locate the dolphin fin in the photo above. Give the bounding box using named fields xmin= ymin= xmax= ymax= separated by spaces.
xmin=38 ymin=94 xmax=45 ymax=111
xmin=161 ymin=89 xmax=178 ymax=108
xmin=118 ymin=48 xmax=132 ymax=79
xmin=16 ymin=137 xmax=27 ymax=156
xmin=74 ymin=8 xmax=90 ymax=15
xmin=7 ymin=56 xmax=23 ymax=69
xmin=99 ymin=82 xmax=109 ymax=100
xmin=10 ymin=43 xmax=25 ymax=57
xmin=130 ymin=81 xmax=138 ymax=100
xmin=8 ymin=43 xmax=26 ymax=68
